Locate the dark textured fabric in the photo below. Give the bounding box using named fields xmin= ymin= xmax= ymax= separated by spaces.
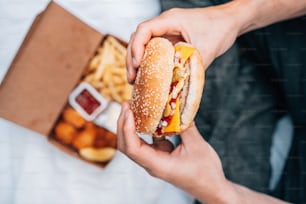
xmin=239 ymin=18 xmax=306 ymax=204
xmin=160 ymin=0 xmax=277 ymax=195
xmin=196 ymin=45 xmax=277 ymax=193
xmin=161 ymin=0 xmax=227 ymax=9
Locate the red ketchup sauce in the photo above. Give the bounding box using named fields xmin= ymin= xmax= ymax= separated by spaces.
xmin=155 ymin=81 xmax=180 ymax=135
xmin=75 ymin=89 xmax=101 ymax=115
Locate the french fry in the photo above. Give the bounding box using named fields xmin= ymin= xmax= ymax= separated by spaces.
xmin=79 ymin=147 xmax=116 ymax=162
xmin=111 ymin=75 xmax=124 ymax=85
xmin=107 ymin=36 xmax=126 ymax=56
xmin=91 ymin=81 xmax=104 ymax=89
xmin=89 ymin=55 xmax=101 ymax=71
xmin=84 ymin=74 xmax=95 ymax=83
xmin=110 ymin=67 xmax=126 ymax=76
xmin=99 ymin=87 xmax=112 ymax=96
xmin=83 ymin=36 xmax=132 ymax=103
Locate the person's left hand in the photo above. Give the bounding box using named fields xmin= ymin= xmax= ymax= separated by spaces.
xmin=117 ymin=102 xmax=234 ymax=203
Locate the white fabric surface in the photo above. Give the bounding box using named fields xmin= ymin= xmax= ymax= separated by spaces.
xmin=269 ymin=115 xmax=293 ymax=190
xmin=0 ymin=0 xmax=194 ymax=204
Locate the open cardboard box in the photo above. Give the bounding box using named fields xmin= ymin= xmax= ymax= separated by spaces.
xmin=0 ymin=1 xmax=128 ymax=168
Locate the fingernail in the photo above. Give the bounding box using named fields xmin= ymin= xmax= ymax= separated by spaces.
xmin=132 ymin=57 xmax=137 ymax=67
xmin=121 ymin=103 xmax=127 ymax=112
xmin=124 ymin=109 xmax=131 ymax=120
xmin=126 ymin=71 xmax=130 ymax=82
xmin=127 ymin=68 xmax=133 ymax=78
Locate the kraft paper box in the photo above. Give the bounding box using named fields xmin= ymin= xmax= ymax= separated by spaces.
xmin=0 ymin=1 xmax=126 ymax=168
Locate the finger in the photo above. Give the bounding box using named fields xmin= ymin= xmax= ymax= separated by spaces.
xmin=187 ymin=37 xmax=214 ymax=71
xmin=131 ymin=16 xmax=182 ymax=68
xmin=118 ymin=105 xmax=177 ymax=180
xmin=121 ymin=107 xmax=157 ymax=158
xmin=122 ymin=110 xmax=141 ymax=152
xmin=117 ymin=102 xmax=129 ymax=151
xmin=180 ymin=122 xmax=206 ymax=147
xmin=120 ymin=107 xmax=172 ymax=174
xmin=117 ymin=103 xmax=143 ymax=154
xmin=152 ymin=136 xmax=174 ymax=152
xmin=126 ymin=33 xmax=137 ymax=84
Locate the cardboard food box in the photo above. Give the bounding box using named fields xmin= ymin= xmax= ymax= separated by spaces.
xmin=0 ymin=1 xmax=130 ymax=168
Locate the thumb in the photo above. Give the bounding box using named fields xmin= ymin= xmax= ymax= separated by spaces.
xmin=180 ymin=122 xmax=206 ymax=145
xmin=152 ymin=136 xmax=174 ymax=152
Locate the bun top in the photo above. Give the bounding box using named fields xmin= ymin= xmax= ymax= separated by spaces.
xmin=130 ymin=37 xmax=175 ymax=134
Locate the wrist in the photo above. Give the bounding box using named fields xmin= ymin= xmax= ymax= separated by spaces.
xmin=208 ymin=180 xmax=240 ymax=204
xmin=221 ymin=0 xmax=306 ymax=35
xmin=217 ymin=0 xmax=259 ymax=36
xmin=195 ymin=178 xmax=240 ymax=204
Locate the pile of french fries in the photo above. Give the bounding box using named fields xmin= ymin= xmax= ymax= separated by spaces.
xmin=84 ymin=36 xmax=132 ymax=103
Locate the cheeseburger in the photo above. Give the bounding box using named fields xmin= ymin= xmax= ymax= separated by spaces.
xmin=130 ymin=37 xmax=205 ymax=136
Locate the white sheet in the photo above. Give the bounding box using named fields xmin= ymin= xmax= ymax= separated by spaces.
xmin=0 ymin=0 xmax=194 ymax=203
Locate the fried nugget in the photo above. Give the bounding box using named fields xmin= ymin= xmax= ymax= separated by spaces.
xmin=72 ymin=128 xmax=96 ymax=150
xmin=93 ymin=129 xmax=107 ymax=148
xmin=54 ymin=122 xmax=77 ymax=145
xmin=95 ymin=127 xmax=117 ymax=148
xmin=63 ymin=107 xmax=86 ymax=129
xmin=105 ymin=131 xmax=117 ymax=148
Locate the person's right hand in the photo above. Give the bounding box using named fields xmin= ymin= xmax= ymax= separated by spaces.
xmin=126 ymin=5 xmax=243 ymax=83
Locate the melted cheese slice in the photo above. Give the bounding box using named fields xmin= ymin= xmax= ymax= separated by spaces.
xmin=175 ymin=45 xmax=196 ymax=63
xmin=162 ymin=45 xmax=195 ymax=133
xmin=164 ymin=98 xmax=180 ymax=132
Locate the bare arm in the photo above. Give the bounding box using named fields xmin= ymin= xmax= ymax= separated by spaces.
xmin=227 ymin=182 xmax=289 ymax=204
xmin=127 ymin=0 xmax=306 ymax=83
xmin=225 ymin=0 xmax=306 ymax=35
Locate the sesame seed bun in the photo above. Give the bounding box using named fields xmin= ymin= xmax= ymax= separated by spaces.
xmin=130 ymin=37 xmax=205 ymax=136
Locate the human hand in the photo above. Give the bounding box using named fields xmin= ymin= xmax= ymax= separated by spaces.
xmin=117 ymin=102 xmax=236 ymax=203
xmin=126 ymin=5 xmax=242 ymax=83
xmin=126 ymin=0 xmax=306 ymax=83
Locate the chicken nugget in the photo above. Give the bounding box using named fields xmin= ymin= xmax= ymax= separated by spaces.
xmin=93 ymin=134 xmax=107 ymax=148
xmin=54 ymin=122 xmax=77 ymax=145
xmin=72 ymin=128 xmax=96 ymax=150
xmin=84 ymin=121 xmax=96 ymax=130
xmin=93 ymin=127 xmax=112 ymax=148
xmin=104 ymin=131 xmax=117 ymax=148
xmin=63 ymin=107 xmax=86 ymax=128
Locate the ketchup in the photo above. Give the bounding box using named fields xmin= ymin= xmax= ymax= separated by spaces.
xmin=155 ymin=81 xmax=181 ymax=135
xmin=156 ymin=127 xmax=163 ymax=136
xmin=75 ymin=89 xmax=101 ymax=115
xmin=170 ymin=81 xmax=178 ymax=92
xmin=156 ymin=114 xmax=175 ymax=135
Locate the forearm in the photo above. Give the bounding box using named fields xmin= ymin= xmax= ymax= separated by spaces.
xmin=230 ymin=181 xmax=289 ymax=204
xmin=220 ymin=0 xmax=306 ymax=35
xmin=195 ymin=180 xmax=289 ymax=204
